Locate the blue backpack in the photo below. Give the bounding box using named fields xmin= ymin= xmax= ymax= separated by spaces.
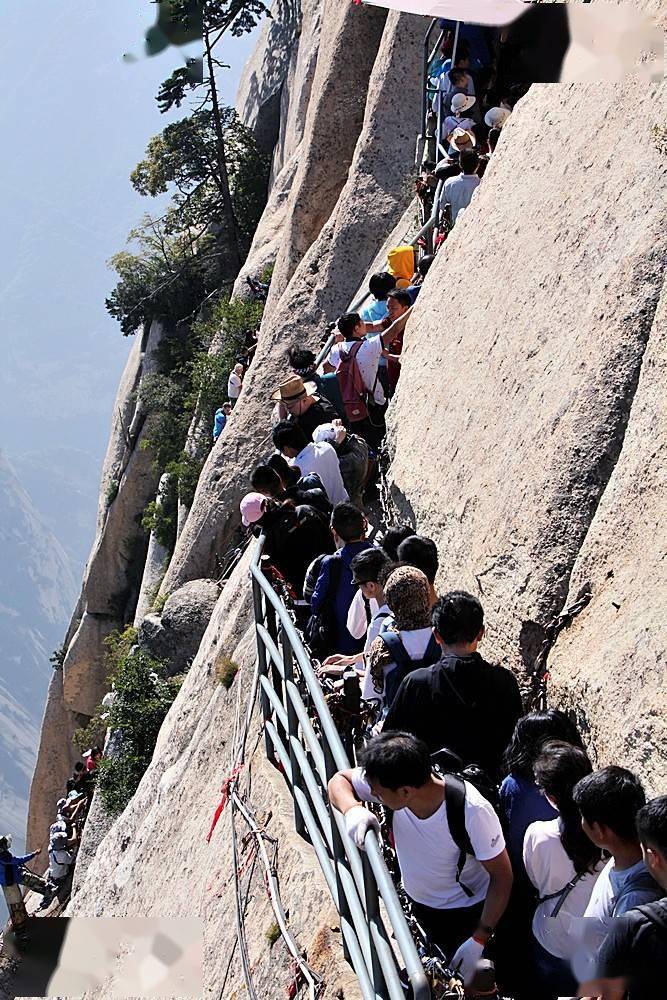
xmin=379 ymin=630 xmax=441 ymax=708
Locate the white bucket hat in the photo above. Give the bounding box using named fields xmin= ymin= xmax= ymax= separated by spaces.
xmin=484 ymin=106 xmax=511 ymax=128
xmin=450 ymin=93 xmax=476 ymax=114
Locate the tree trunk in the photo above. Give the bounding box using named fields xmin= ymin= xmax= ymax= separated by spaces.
xmin=204 ymin=24 xmax=242 ymax=279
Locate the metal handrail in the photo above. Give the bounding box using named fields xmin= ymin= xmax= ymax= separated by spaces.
xmin=250 ymin=537 xmax=430 ymax=1000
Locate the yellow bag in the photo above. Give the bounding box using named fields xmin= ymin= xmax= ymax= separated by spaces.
xmin=387 ymin=246 xmax=415 ymax=288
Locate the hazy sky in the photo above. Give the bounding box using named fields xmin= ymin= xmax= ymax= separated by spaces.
xmin=0 ymin=2 xmax=201 ymax=463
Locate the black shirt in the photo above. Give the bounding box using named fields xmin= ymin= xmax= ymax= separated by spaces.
xmin=282 ymin=475 xmax=332 ymax=517
xmin=598 ymin=899 xmax=667 ymax=999
xmin=261 ymin=503 xmax=334 ymax=598
xmin=383 ymin=651 xmax=523 ymax=781
xmin=292 ymin=398 xmax=339 ymax=441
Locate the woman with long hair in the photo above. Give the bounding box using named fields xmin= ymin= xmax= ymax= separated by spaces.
xmin=495 ymin=711 xmax=585 ymax=999
xmin=501 ymin=710 xmax=585 ymax=874
xmin=523 ymin=740 xmax=604 ymax=998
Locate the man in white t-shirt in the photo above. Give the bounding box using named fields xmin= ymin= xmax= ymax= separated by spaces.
xmin=227 ymin=363 xmax=243 ymax=405
xmin=328 ymin=732 xmax=512 ymax=986
xmin=325 ymin=307 xmax=410 ymax=448
xmin=272 ymin=420 xmax=348 ymax=505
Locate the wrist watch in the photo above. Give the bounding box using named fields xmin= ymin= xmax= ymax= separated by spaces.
xmin=476 ymin=923 xmax=495 ymax=942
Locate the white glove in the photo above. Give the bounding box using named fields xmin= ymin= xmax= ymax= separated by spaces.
xmin=450 ymin=935 xmax=485 ymax=985
xmin=344 ymin=806 xmax=380 ymax=849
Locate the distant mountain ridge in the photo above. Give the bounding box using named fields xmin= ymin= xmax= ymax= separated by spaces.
xmin=0 ymin=450 xmax=78 ymax=844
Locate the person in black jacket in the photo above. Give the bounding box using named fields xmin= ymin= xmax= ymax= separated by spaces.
xmin=240 ymin=493 xmax=334 ymax=603
xmin=383 ymin=590 xmax=522 ymax=782
xmin=250 ymin=461 xmax=331 ymax=517
xmin=271 ymin=375 xmax=339 ymax=440
xmin=250 ymin=455 xmax=331 ymax=517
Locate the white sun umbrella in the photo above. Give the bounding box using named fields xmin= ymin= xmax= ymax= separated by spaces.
xmin=359 ymin=0 xmax=526 ymax=26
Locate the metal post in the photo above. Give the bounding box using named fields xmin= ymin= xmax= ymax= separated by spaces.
xmin=265 ymin=595 xmax=288 ymax=754
xmin=420 ymin=19 xmax=438 ymax=158
xmin=281 ymin=633 xmax=306 ymax=838
xmin=361 ymin=854 xmax=389 ymax=998
xmin=323 ymin=740 xmax=353 ymax=965
xmin=252 ymin=576 xmax=274 ymax=764
xmin=451 ymin=20 xmax=461 ymax=67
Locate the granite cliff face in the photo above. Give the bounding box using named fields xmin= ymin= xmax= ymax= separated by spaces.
xmin=386 ymin=78 xmax=666 ymax=791
xmin=22 ymin=1 xmax=666 ymax=995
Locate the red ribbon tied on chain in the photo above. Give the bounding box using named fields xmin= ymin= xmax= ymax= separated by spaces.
xmin=205 ymin=763 xmax=244 ymax=842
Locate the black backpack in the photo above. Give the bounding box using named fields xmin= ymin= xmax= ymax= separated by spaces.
xmin=378 ymin=630 xmax=441 ymax=707
xmin=431 ymin=747 xmax=501 ymax=900
xmin=305 ymin=555 xmax=343 ymax=660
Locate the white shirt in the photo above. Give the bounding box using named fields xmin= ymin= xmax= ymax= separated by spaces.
xmin=440 ymin=173 xmax=480 ymax=224
xmin=352 ymin=769 xmax=504 ymax=909
xmin=48 ymin=847 xmax=75 ymax=880
xmin=228 ymin=371 xmax=242 ymax=399
xmin=523 ymin=818 xmax=603 ymax=960
xmin=291 ymin=442 xmax=349 ymax=505
xmin=432 ymin=72 xmax=475 ymax=115
xmin=361 ymin=626 xmax=434 ymax=705
xmin=50 ymin=819 xmax=67 ymax=839
xmin=347 ymin=589 xmax=379 ymax=640
xmin=329 ymin=336 xmax=386 ymax=405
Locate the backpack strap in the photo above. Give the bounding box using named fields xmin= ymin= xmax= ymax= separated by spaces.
xmin=379 ymin=631 xmax=414 ymax=707
xmin=444 ymin=773 xmax=475 ymax=898
xmin=339 ymin=340 xmax=365 ymax=363
xmin=378 ymin=630 xmax=411 ymax=670
xmin=538 ymin=872 xmax=586 ymax=918
xmin=423 ymin=633 xmax=441 ymax=664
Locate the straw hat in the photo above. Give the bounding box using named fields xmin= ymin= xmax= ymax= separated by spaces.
xmin=450 ymin=93 xmax=476 ymax=114
xmin=484 ymin=106 xmax=511 ymax=128
xmin=271 ymin=374 xmax=318 ymax=402
xmin=448 ymin=127 xmax=476 ymax=152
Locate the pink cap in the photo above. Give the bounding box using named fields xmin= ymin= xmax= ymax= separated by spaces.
xmin=240 ymin=492 xmax=267 ymax=527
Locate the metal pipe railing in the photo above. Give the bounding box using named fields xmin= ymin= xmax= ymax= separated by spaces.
xmin=250 ymin=540 xmax=431 ymax=1000
xmin=421 ymin=19 xmax=439 ymax=149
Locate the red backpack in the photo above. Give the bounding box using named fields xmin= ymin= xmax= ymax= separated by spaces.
xmin=336 ymin=341 xmax=370 ymax=423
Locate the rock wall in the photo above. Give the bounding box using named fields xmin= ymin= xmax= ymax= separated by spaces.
xmin=26 ymin=321 xmax=166 ymax=854
xmin=163 ymin=9 xmax=425 ymax=594
xmin=547 ymin=279 xmax=667 ymax=793
xmin=387 ymin=78 xmax=667 ymax=787
xmin=263 ymin=0 xmax=387 ymax=307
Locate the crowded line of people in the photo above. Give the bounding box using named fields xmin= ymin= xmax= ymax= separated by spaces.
xmin=230 ymin=269 xmax=667 ymax=1000
xmin=232 ymin=218 xmax=666 ymax=997
xmin=220 ymin=26 xmax=665 ymax=995
xmin=0 ymin=748 xmax=101 ymax=914
xmin=233 ymin=247 xmax=664 ymax=996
